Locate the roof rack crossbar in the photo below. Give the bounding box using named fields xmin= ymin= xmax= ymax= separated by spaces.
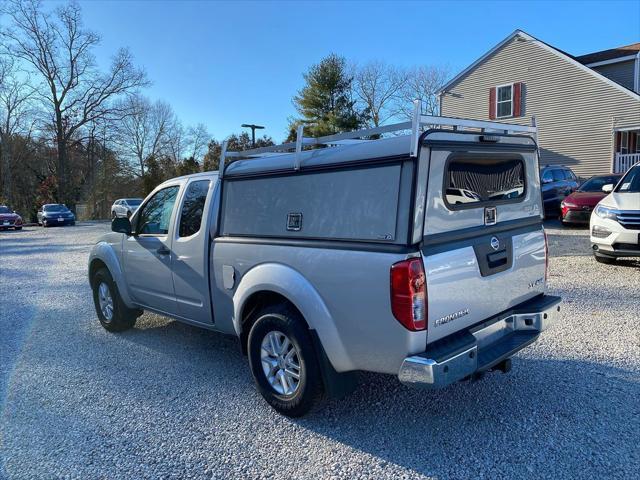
xmin=294 ymin=124 xmax=304 ymax=170
xmin=419 ymin=115 xmax=537 ymax=134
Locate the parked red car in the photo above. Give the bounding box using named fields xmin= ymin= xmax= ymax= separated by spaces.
xmin=0 ymin=205 xmax=23 ymax=230
xmin=560 ymin=174 xmax=622 ymax=225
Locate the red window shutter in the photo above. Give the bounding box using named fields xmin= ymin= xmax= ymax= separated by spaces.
xmin=513 ymin=82 xmax=522 ymax=117
xmin=489 ymin=87 xmax=496 ymax=119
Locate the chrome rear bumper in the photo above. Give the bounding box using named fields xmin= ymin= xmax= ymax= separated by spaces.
xmin=398 ymin=294 xmax=561 ymax=388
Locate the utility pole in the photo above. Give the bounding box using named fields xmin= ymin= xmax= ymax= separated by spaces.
xmin=241 ymin=123 xmax=265 ymax=147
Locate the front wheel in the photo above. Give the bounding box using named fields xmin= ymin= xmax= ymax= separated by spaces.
xmin=91 ymin=268 xmax=139 ymax=332
xmin=247 ymin=304 xmax=326 ymax=417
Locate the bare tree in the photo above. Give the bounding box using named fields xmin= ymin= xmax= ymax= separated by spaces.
xmin=352 ymin=61 xmax=407 ymax=127
xmin=117 ymin=95 xmax=174 ymax=177
xmin=396 ymin=65 xmax=450 ymax=118
xmin=1 ymin=0 xmax=148 ymax=204
xmin=165 ymin=117 xmax=185 ymax=164
xmin=185 ymin=123 xmax=210 ymax=162
xmin=0 ymin=55 xmax=35 ymax=204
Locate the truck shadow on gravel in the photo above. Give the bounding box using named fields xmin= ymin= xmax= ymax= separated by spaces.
xmin=298 ymin=359 xmax=639 ymax=478
xmin=119 ymin=317 xmax=638 ymax=479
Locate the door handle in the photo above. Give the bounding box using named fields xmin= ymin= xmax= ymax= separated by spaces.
xmin=156 ymin=246 xmax=171 ymax=256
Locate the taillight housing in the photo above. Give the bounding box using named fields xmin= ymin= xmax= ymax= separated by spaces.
xmin=390 ymin=258 xmax=427 ymax=331
xmin=543 ymin=228 xmax=549 ymax=283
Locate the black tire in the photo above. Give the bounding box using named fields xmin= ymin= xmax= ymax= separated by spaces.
xmin=91 ymin=267 xmax=138 ymax=332
xmin=14 ymin=227 xmax=22 ymax=230
xmin=594 ymin=253 xmax=616 ymax=265
xmin=247 ymin=304 xmax=326 ymax=417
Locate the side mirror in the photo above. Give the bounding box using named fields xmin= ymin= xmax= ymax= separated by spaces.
xmin=112 ymin=217 xmax=132 ymax=235
xmin=541 ymin=177 xmax=552 ymax=184
xmin=601 ymin=184 xmax=614 ymax=193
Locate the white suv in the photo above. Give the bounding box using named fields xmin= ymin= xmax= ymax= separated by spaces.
xmin=590 ymin=164 xmax=640 ymax=264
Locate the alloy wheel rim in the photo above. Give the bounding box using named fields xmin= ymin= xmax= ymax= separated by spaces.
xmin=260 ymin=330 xmax=302 ymax=396
xmin=98 ymin=282 xmax=114 ymax=321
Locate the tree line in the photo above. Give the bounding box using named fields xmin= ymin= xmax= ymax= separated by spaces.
xmin=0 ymin=0 xmax=448 ymax=221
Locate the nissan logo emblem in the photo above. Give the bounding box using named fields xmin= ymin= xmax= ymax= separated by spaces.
xmin=490 ymin=237 xmax=500 ymax=251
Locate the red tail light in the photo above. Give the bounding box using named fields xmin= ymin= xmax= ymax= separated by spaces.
xmin=543 ymin=228 xmax=549 ymax=283
xmin=390 ymin=258 xmax=427 ymax=331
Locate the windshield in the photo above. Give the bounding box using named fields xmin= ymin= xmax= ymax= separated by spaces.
xmin=578 ymin=175 xmax=621 ymax=192
xmin=0 ymin=206 xmax=11 ymax=214
xmin=616 ymin=165 xmax=640 ymax=193
xmin=126 ymin=199 xmax=142 ymax=206
xmin=44 ymin=204 xmax=68 ymax=212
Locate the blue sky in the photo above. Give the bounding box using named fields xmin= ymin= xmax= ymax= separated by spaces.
xmin=70 ymin=0 xmax=640 ymax=142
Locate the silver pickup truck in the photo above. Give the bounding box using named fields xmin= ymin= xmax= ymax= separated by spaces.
xmin=88 ymin=111 xmax=561 ymax=417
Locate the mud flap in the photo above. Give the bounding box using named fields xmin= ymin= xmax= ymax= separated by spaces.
xmin=310 ymin=330 xmax=359 ymax=400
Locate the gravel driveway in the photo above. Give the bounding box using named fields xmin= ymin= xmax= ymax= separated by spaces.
xmin=1 ymin=222 xmax=638 ymax=479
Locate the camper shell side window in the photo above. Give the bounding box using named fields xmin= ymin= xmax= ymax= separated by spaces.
xmin=220 ymin=158 xmax=414 ymax=244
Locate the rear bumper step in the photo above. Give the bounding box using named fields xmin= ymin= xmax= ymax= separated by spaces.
xmin=398 ymin=294 xmax=561 ymax=388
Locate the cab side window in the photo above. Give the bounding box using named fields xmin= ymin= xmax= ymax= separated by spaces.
xmin=137 ymin=186 xmax=180 ymax=235
xmin=552 ymin=169 xmax=565 ymax=182
xmin=179 ymin=180 xmax=210 ymax=237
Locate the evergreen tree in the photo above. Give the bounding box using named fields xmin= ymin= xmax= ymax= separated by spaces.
xmin=290 ymin=54 xmax=362 ymax=138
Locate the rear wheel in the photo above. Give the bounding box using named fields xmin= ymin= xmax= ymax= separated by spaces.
xmin=247 ymin=304 xmax=326 ymax=417
xmin=91 ymin=268 xmax=139 ymax=332
xmin=594 ymin=253 xmax=616 ymax=265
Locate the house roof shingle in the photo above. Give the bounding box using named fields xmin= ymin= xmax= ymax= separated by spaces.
xmin=575 ymin=43 xmax=640 ymax=64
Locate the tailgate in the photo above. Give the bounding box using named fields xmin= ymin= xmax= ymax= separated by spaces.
xmin=422 ymin=225 xmax=546 ymax=343
xmin=418 ymin=132 xmax=546 ymax=344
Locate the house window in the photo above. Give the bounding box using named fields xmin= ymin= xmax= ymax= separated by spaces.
xmin=496 ymin=84 xmax=513 ymax=118
xmin=620 ymin=131 xmax=628 ymax=155
xmin=632 ymin=132 xmax=640 ymax=153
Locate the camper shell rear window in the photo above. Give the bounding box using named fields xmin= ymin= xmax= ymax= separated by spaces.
xmin=443 ymin=153 xmax=526 ymax=209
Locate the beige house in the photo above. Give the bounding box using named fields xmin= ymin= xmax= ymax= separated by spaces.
xmin=439 ymin=30 xmax=640 ymax=177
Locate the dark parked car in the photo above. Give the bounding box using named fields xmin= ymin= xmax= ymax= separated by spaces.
xmin=540 ymin=165 xmax=580 ymax=216
xmin=560 ymin=174 xmax=622 ymax=225
xmin=0 ymin=205 xmax=23 ymax=230
xmin=37 ymin=204 xmax=76 ymax=227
